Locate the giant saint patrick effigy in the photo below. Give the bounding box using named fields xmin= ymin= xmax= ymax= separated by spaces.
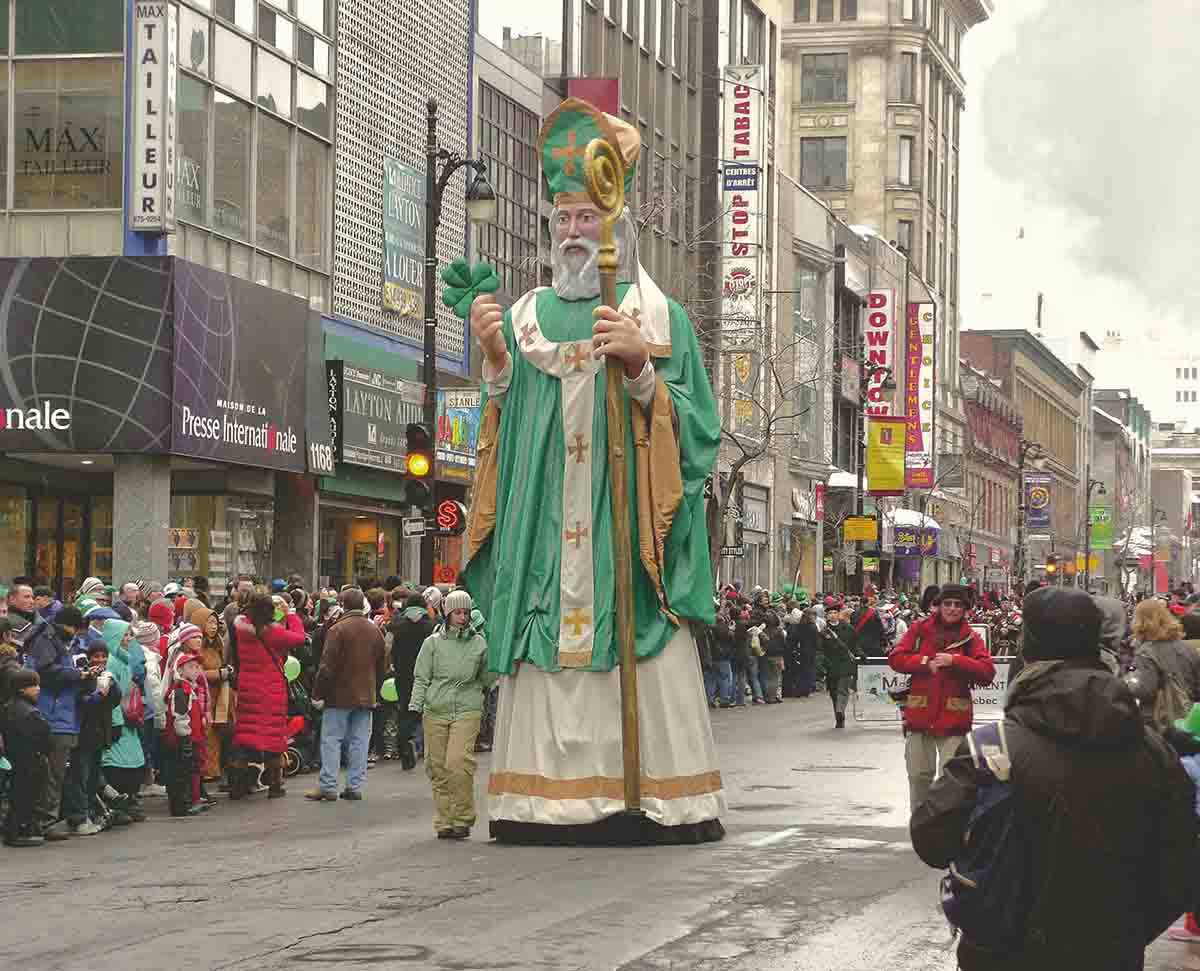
xmin=463 ymin=97 xmax=725 ymax=844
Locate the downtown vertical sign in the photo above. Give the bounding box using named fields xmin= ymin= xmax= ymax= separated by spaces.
xmin=720 ymin=65 xmax=764 ymax=439
xmin=130 ymin=2 xmax=178 ymax=232
xmin=863 ymin=289 xmax=895 ymax=417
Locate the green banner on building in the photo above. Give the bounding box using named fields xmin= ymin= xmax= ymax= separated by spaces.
xmin=382 ymin=159 xmax=425 ymax=316
xmin=1090 ymin=505 xmax=1113 ymax=550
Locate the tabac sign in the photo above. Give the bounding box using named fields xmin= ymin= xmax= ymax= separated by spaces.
xmin=130 ymin=2 xmax=178 ymax=232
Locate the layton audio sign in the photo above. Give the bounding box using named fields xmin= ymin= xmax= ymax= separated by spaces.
xmin=130 ymin=2 xmax=178 ymax=232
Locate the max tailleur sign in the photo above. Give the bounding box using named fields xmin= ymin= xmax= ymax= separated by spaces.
xmin=130 ymin=2 xmax=178 ymax=232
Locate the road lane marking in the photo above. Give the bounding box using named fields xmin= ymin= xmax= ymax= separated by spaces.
xmin=748 ymin=827 xmax=801 ymax=847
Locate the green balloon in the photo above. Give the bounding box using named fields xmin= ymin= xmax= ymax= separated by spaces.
xmin=283 ymin=655 xmax=302 ymax=682
xmin=380 ymin=677 xmax=399 ymax=703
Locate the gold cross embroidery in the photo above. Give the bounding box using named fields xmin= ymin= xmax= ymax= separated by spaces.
xmin=565 ymin=521 xmax=589 ymax=549
xmin=562 ymin=608 xmax=591 ymax=637
xmin=565 ymin=342 xmax=589 ymax=372
xmin=520 ymin=323 xmax=538 ymax=347
xmin=568 ymin=434 xmax=589 ymax=464
xmin=552 ymin=130 xmax=583 ymax=177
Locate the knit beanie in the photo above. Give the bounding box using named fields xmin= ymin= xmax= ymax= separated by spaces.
xmin=1021 ymin=587 xmax=1101 ymax=662
xmin=55 ymin=605 xmax=85 ymax=630
xmin=175 ymin=623 xmax=202 ymax=647
xmin=77 ymin=576 xmax=105 ymax=599
xmin=443 ymin=589 xmax=472 ymax=615
xmin=424 ymin=586 xmax=444 ymax=610
xmin=132 ymin=621 xmax=161 ymax=647
xmin=148 ymin=600 xmax=174 ymax=630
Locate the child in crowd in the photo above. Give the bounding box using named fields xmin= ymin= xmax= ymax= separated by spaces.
xmin=162 ymin=649 xmax=208 ymax=817
xmin=3 ymin=669 xmax=51 ymax=847
xmin=73 ymin=642 xmax=122 ymax=834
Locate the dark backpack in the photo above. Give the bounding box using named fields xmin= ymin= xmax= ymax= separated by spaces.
xmin=939 ymin=721 xmax=1034 ymax=951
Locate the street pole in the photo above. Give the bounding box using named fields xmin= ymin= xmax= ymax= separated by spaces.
xmin=421 ymin=98 xmax=440 ymax=588
xmin=1083 ymin=463 xmax=1092 ymax=591
xmin=1016 ymin=449 xmax=1026 ymax=591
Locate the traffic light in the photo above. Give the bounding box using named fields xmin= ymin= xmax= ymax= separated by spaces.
xmin=404 ymin=423 xmax=433 ymax=508
xmin=1044 ymin=553 xmax=1057 ymax=578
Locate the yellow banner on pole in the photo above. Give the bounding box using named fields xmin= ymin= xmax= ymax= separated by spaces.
xmin=867 ymin=416 xmax=907 ymax=496
xmin=844 ymin=516 xmax=878 ymax=542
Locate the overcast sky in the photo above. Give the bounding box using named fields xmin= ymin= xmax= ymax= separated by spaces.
xmin=959 ymin=0 xmax=1198 ymax=418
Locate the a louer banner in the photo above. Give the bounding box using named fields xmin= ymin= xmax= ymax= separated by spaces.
xmin=867 ymin=415 xmax=907 ymax=496
xmin=1090 ymin=504 xmax=1114 ymax=550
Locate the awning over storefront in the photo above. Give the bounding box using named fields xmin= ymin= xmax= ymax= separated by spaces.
xmin=884 ymin=508 xmax=942 ymax=531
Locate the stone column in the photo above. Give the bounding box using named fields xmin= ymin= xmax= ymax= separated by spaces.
xmin=113 ymin=455 xmax=171 ymax=584
xmin=271 ymin=473 xmax=318 ymax=589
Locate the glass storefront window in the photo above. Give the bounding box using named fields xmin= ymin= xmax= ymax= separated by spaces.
xmin=296 ymin=72 xmax=329 ymax=137
xmin=212 ymin=92 xmax=251 ymax=240
xmin=180 ymin=5 xmax=211 ymax=76
xmin=14 ymin=59 xmax=123 ymax=210
xmin=256 ymin=115 xmax=290 ymax=254
xmin=177 ymin=75 xmax=209 ymax=225
xmin=295 ymin=0 xmax=327 ymax=35
xmin=319 ymin=507 xmax=407 ymax=590
xmin=214 ymin=0 xmax=255 ymax=33
xmin=256 ymin=48 xmax=292 ymax=118
xmin=295 ymin=132 xmax=327 ymax=268
xmin=214 ymin=24 xmax=251 ymax=96
xmin=16 ymin=0 xmax=123 ymax=54
xmin=89 ymin=496 xmax=112 ymax=579
xmin=170 ymin=495 xmax=275 ymax=589
xmin=0 ymin=485 xmax=26 ymax=583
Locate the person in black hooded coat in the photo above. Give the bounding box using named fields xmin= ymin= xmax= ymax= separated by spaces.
xmin=388 ymin=594 xmax=434 ymax=769
xmin=911 ymin=587 xmax=1197 ymax=971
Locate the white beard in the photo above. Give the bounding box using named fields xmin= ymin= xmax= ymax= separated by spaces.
xmin=552 ymin=236 xmax=601 ymax=301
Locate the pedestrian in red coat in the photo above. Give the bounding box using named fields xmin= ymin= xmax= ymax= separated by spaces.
xmin=228 ymin=589 xmax=306 ymax=799
xmin=889 ymin=583 xmax=995 ymax=812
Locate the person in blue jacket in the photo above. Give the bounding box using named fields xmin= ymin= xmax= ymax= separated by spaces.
xmin=22 ymin=605 xmax=94 ymax=840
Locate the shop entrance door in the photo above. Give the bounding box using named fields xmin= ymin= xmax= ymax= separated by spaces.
xmin=32 ymin=496 xmax=91 ymax=600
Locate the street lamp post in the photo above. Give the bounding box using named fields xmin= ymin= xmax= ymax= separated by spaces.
xmin=1015 ymin=437 xmax=1044 ymax=590
xmin=856 ymin=358 xmax=894 ymax=592
xmin=420 ymin=98 xmax=497 ymax=585
xmin=1082 ymin=463 xmax=1107 ymax=591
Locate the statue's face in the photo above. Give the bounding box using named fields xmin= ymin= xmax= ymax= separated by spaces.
xmin=554 ymin=203 xmax=603 ymax=275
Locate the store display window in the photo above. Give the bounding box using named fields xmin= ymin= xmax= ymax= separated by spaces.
xmin=169 ymin=494 xmax=275 ymax=589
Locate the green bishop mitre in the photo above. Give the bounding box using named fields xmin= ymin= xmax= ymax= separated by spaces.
xmin=537 ymin=97 xmax=641 ymax=205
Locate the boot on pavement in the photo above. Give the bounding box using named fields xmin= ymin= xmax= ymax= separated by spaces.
xmin=835 ymin=711 xmax=845 ymax=729
xmin=228 ymin=763 xmax=249 ymax=800
xmin=266 ymin=758 xmax=287 ymax=798
xmin=1169 ymin=913 xmax=1200 ymax=942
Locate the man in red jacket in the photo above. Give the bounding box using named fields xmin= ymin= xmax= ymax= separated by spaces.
xmin=888 ymin=583 xmax=994 ymax=812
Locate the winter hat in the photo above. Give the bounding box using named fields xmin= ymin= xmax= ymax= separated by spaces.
xmin=10 ymin=668 xmax=38 ymax=691
xmin=173 ymin=651 xmax=203 ymax=672
xmin=937 ymin=584 xmax=971 ymax=605
xmin=443 ymin=589 xmax=472 ymax=614
xmin=163 ymin=581 xmax=182 ymax=597
xmin=175 ymin=623 xmax=202 ymax=647
xmin=423 ymin=586 xmax=444 ymax=610
xmin=786 ymin=607 xmax=804 ymax=624
xmin=148 ymin=600 xmax=174 ymax=630
xmin=132 ymin=621 xmax=161 ymax=647
xmin=76 ymin=576 xmax=105 ymax=599
xmin=85 ymin=607 xmax=120 ymax=623
xmin=1021 ymin=587 xmax=1101 ymax=662
xmin=75 ymin=597 xmax=99 ymax=617
xmin=55 ymin=605 xmax=85 ymax=630
xmin=271 ymin=578 xmax=287 ymax=593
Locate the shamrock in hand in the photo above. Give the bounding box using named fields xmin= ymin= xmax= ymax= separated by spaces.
xmin=441 ymin=258 xmax=500 ymax=318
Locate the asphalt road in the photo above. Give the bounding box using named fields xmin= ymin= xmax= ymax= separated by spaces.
xmin=0 ymin=694 xmax=1193 ymax=970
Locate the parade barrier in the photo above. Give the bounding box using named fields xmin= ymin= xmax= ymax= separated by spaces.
xmin=853 ymin=626 xmax=1012 ymax=724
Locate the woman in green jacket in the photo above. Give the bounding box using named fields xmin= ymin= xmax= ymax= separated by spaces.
xmin=99 ymin=619 xmax=148 ymax=820
xmin=408 ymin=589 xmax=496 ymax=840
